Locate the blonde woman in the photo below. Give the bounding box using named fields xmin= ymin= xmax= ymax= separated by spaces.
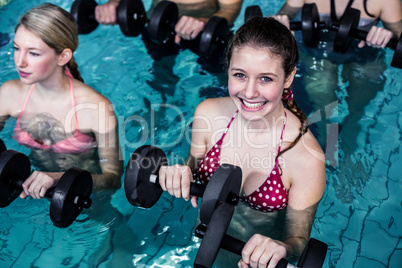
xmin=0 ymin=3 xmax=123 ymax=199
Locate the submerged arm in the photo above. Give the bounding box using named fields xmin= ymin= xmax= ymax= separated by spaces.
xmin=380 ymin=0 xmax=402 ymax=38
xmin=0 ymin=115 xmax=9 ymax=132
xmin=91 ymin=107 xmax=123 ymax=190
xmin=282 ymin=132 xmax=326 ymax=259
xmin=283 ymin=203 xmax=319 ymax=260
xmin=157 ymin=99 xmax=213 ymax=206
xmin=0 ymin=81 xmax=16 ymax=132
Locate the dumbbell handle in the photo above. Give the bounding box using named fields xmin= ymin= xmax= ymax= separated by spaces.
xmin=331 ymin=23 xmax=399 ymax=50
xmin=290 ymin=21 xmax=326 ymax=31
xmin=149 ymin=173 xmax=239 ymax=206
xmin=195 ymin=224 xmax=294 ymax=268
xmin=12 ymin=177 xmax=91 ymax=209
xmin=83 ymin=5 xmax=144 ymax=23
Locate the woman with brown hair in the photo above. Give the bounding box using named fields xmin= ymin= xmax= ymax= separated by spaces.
xmin=158 ymin=17 xmax=326 ymax=267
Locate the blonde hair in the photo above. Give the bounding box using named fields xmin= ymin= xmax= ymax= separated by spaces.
xmin=16 ymin=3 xmax=84 ymax=82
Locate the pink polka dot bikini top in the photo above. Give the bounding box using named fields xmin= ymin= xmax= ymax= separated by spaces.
xmin=197 ymin=110 xmax=288 ymax=213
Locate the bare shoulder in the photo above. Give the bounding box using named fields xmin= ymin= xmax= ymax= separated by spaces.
xmin=281 ymin=111 xmax=326 ymax=208
xmin=0 ymin=80 xmax=29 ymax=115
xmin=0 ymin=79 xmax=26 ymax=95
xmin=379 ymin=0 xmax=402 ymax=22
xmin=295 ymin=130 xmax=325 ymax=168
xmin=71 ymin=79 xmax=116 ymax=133
xmin=380 ymin=0 xmax=402 ymax=10
xmin=72 ymin=79 xmax=111 ymax=104
xmin=72 ymin=80 xmax=114 ymax=117
xmin=284 ymin=110 xmax=325 ymax=176
xmin=284 ymin=129 xmax=325 ymax=177
xmin=195 ymin=97 xmax=234 ymax=117
xmin=288 ymin=130 xmax=326 ymax=206
xmin=191 ymin=97 xmax=236 ymax=156
xmin=194 ymin=97 xmax=237 ymax=128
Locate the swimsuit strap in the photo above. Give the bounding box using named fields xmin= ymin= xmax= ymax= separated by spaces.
xmin=16 ymin=70 xmax=79 ymax=131
xmin=330 ymin=0 xmax=337 ymax=22
xmin=331 ymin=0 xmax=355 ymax=22
xmin=63 ymin=68 xmax=80 ymax=131
xmin=275 ymin=111 xmax=287 ymax=165
xmin=219 ymin=110 xmax=238 ymax=142
xmin=67 ymin=75 xmax=80 ymax=131
xmin=363 ymin=0 xmax=375 ymax=18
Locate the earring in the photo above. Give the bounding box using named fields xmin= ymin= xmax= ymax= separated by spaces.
xmin=282 ymin=88 xmax=293 ymax=100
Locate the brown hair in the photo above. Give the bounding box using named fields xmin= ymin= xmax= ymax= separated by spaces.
xmin=15 ymin=3 xmax=84 ymax=82
xmin=226 ymin=17 xmax=309 ymax=163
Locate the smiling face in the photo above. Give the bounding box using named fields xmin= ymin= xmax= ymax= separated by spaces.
xmin=228 ymin=45 xmax=295 ymax=121
xmin=13 ymin=25 xmax=62 ymax=84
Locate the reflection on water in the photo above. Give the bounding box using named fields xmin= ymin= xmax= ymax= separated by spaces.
xmin=311 ymin=64 xmax=401 ymax=267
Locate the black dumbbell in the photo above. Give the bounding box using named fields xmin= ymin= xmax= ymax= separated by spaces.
xmin=198 ymin=16 xmax=230 ymax=58
xmin=194 ymin=202 xmax=328 ymax=268
xmin=331 ymin=8 xmax=402 ymax=69
xmin=146 ymin=1 xmax=230 ymax=58
xmin=71 ymin=0 xmax=147 ymax=37
xmin=0 ymin=140 xmax=92 ymax=228
xmin=0 ymin=138 xmax=6 ymax=154
xmin=244 ymin=3 xmax=326 ymax=48
xmin=124 ymin=145 xmax=241 ymax=224
xmin=245 ymin=5 xmax=263 ymax=23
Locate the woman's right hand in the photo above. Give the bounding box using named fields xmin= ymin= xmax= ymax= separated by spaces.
xmin=20 ymin=171 xmax=60 ymax=199
xmin=358 ymin=25 xmax=394 ymax=48
xmin=95 ymin=0 xmax=119 ymax=25
xmin=158 ymin=165 xmax=199 ymax=207
xmin=238 ymin=235 xmax=290 ymax=268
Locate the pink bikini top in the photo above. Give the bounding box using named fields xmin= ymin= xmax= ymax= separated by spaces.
xmin=197 ymin=110 xmax=288 ymax=213
xmin=13 ymin=74 xmax=96 ymax=154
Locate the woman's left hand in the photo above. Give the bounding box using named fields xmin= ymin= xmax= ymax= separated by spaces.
xmin=20 ymin=171 xmax=59 ymax=199
xmin=238 ymin=234 xmax=290 ymax=268
xmin=358 ymin=26 xmax=394 ymax=48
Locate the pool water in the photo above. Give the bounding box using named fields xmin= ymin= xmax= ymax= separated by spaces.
xmin=0 ymin=0 xmax=401 ymax=267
